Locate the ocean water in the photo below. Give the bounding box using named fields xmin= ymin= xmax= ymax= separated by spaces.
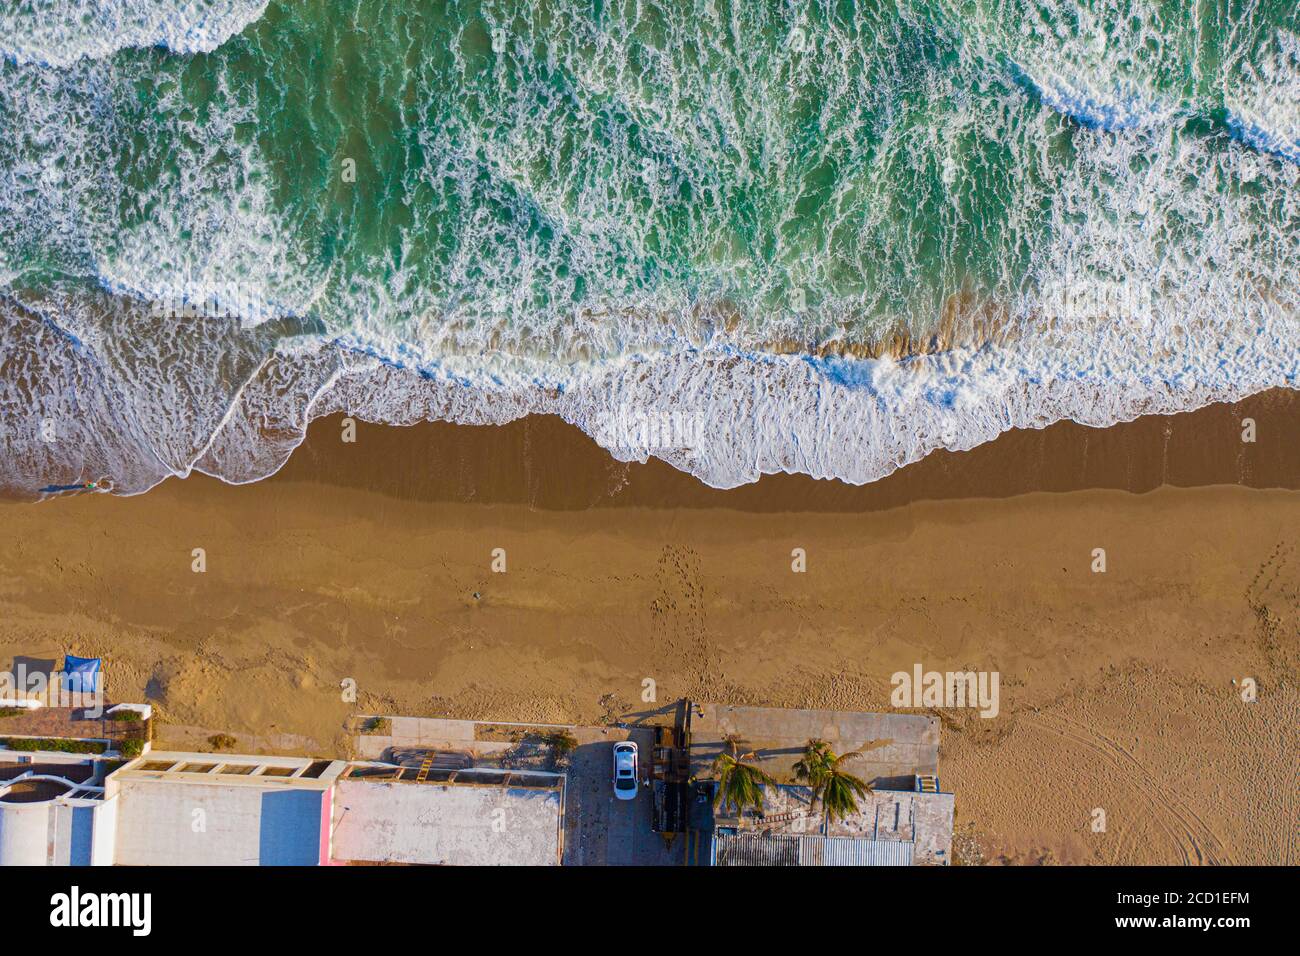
xmin=1 ymin=0 xmax=1297 ymax=497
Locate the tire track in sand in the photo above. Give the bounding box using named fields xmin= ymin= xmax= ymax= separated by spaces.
xmin=1026 ymin=711 xmax=1234 ymax=866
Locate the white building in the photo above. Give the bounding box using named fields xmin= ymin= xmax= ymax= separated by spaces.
xmin=108 ymin=752 xmax=341 ymax=866
xmin=332 ymin=766 xmax=566 ymax=866
xmin=0 ymin=750 xmax=567 ymax=866
xmin=0 ymin=765 xmax=116 ymax=866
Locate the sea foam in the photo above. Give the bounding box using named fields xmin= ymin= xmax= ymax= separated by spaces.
xmin=1 ymin=0 xmax=1297 ymax=499
xmin=0 ymin=0 xmax=269 ymax=68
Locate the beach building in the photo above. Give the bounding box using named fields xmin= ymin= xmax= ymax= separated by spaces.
xmin=0 ymin=697 xmax=152 ymax=867
xmin=108 ymin=752 xmax=343 ymax=866
xmin=340 ymin=715 xmax=570 ymax=865
xmin=331 ymin=763 xmax=566 ymax=866
xmin=688 ymin=702 xmax=955 ymax=866
xmin=104 ymin=754 xmax=566 ymax=866
xmin=709 ymin=783 xmax=955 ymax=866
xmin=1 ymin=735 xmax=567 ymax=865
xmin=2 ymin=657 xmax=572 ymax=867
xmin=0 ymin=759 xmax=117 ymax=866
xmin=3 ymin=695 xmax=951 ymax=867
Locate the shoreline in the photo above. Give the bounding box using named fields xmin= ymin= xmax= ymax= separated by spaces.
xmin=271 ymin=386 xmax=1300 ymax=511
xmin=2 ymin=391 xmax=1297 ymax=864
xmin=7 ymin=280 xmax=1298 ymax=497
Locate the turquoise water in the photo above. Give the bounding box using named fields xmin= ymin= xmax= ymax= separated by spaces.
xmin=0 ymin=0 xmax=1297 ymax=493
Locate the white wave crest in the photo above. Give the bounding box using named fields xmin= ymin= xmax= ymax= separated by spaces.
xmin=1223 ymin=29 xmax=1300 ymax=165
xmin=0 ymin=0 xmax=269 ymax=68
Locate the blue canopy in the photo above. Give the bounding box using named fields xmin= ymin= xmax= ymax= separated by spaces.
xmin=62 ymin=655 xmax=102 ymax=694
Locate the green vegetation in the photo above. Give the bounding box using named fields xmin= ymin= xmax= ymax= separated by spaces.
xmin=711 ymin=737 xmax=776 ymax=816
xmin=120 ymin=739 xmax=145 ymax=759
xmin=547 ymin=730 xmax=578 ymax=754
xmin=794 ymin=739 xmax=873 ymax=825
xmin=360 ymin=717 xmax=391 ymax=735
xmin=108 ymin=710 xmax=143 ymax=722
xmin=207 ymin=733 xmax=237 ymax=751
xmin=0 ymin=708 xmax=27 ymax=718
xmin=0 ymin=737 xmax=106 ymax=754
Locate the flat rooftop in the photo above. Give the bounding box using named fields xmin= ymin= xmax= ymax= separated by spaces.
xmin=713 ymin=832 xmax=915 ymax=867
xmin=107 ymin=751 xmax=347 ymax=865
xmin=714 ymin=783 xmax=955 ymax=866
xmin=332 ymin=768 xmax=565 ymax=866
xmin=689 ymin=703 xmax=939 ymax=786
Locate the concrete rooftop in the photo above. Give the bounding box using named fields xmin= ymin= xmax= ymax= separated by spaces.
xmin=107 ymin=752 xmax=343 ymax=866
xmin=331 ymin=775 xmax=564 ymax=866
xmin=713 ymin=783 xmax=954 ymax=865
xmin=689 ymin=703 xmax=939 ymax=787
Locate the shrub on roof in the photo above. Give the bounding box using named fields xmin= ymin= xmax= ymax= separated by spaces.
xmin=0 ymin=737 xmax=106 ymax=754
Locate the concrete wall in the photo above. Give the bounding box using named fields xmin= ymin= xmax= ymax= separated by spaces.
xmin=0 ymin=791 xmax=112 ymax=866
xmin=90 ymin=796 xmax=117 ymax=866
xmin=0 ymin=800 xmax=50 ymax=865
xmin=47 ymin=802 xmax=88 ymax=865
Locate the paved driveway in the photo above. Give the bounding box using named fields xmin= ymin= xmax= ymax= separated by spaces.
xmin=562 ymin=727 xmax=684 ymax=866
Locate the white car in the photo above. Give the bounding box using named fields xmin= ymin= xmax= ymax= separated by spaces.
xmin=612 ymin=741 xmax=638 ymax=800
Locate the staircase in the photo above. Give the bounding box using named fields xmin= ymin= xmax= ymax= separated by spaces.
xmin=415 ymin=753 xmax=434 ymax=784
xmin=916 ymin=774 xmax=940 ymax=793
xmin=760 ymin=809 xmax=808 ymax=825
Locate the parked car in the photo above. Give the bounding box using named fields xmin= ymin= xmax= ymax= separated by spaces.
xmin=612 ymin=741 xmax=638 ymax=800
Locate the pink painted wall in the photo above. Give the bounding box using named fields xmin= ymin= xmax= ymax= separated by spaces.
xmin=319 ymin=786 xmax=335 ymax=865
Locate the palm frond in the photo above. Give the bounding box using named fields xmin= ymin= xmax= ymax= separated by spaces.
xmin=831 ymin=749 xmax=866 ymax=769
xmin=712 ymin=741 xmax=776 ymax=815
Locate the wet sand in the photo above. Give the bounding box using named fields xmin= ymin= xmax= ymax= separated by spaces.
xmin=1 ymin=389 xmax=1297 ymax=864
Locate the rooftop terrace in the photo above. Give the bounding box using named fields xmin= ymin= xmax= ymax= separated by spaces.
xmin=0 ymin=704 xmax=151 ymax=754
xmin=689 ymin=702 xmax=939 ymax=787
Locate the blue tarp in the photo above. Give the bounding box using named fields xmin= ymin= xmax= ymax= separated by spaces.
xmin=62 ymin=655 xmax=102 ymax=694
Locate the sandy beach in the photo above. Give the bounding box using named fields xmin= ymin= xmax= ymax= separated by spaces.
xmin=2 ymin=388 xmax=1297 ymax=865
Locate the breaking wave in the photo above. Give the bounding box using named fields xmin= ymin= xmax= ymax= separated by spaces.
xmin=0 ymin=0 xmax=270 ymax=68
xmin=1 ymin=0 xmax=1297 ymax=498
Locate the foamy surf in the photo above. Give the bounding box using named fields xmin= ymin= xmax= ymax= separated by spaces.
xmin=1 ymin=0 xmax=1297 ymax=499
xmin=0 ymin=0 xmax=270 ymax=68
xmin=5 ymin=269 xmax=1296 ymax=497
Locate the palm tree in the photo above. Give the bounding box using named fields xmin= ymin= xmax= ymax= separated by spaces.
xmin=793 ymin=738 xmax=832 ymax=788
xmin=818 ymin=754 xmax=873 ymax=824
xmin=794 ymin=738 xmax=873 ymax=826
xmin=711 ymin=737 xmax=776 ymax=816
